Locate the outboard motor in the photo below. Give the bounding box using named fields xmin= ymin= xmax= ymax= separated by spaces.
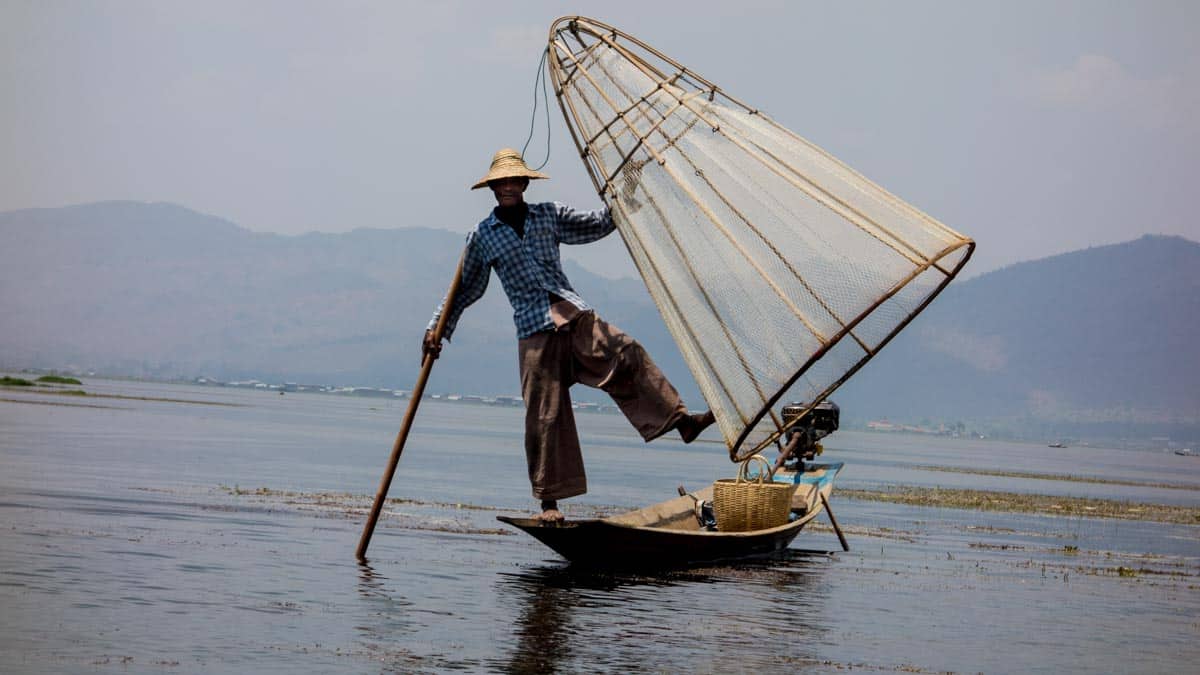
xmin=778 ymin=400 xmax=839 ymax=472
xmin=683 ymin=400 xmax=840 ymax=529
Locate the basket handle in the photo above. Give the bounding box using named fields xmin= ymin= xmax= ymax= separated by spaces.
xmin=736 ymin=454 xmax=773 ymax=485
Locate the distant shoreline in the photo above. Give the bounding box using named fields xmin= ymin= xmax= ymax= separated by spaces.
xmin=4 ymin=370 xmax=1197 ymax=451
xmin=0 ymin=384 xmax=244 ymax=408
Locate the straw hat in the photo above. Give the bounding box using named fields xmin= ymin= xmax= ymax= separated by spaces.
xmin=470 ymin=148 xmax=550 ymax=190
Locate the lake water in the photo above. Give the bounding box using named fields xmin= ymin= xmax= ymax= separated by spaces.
xmin=1 ymin=378 xmax=1197 ymax=673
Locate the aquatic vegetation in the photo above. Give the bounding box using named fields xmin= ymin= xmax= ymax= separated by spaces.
xmin=839 ymin=486 xmax=1200 ymax=524
xmin=36 ymin=375 xmax=82 ymax=384
xmin=913 ymin=464 xmax=1200 ymax=491
xmin=968 ymin=542 xmax=1027 ymax=551
xmin=0 ymin=376 xmax=34 ymax=386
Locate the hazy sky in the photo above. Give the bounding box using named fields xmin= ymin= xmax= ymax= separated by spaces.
xmin=3 ymin=1 xmax=1197 ymax=278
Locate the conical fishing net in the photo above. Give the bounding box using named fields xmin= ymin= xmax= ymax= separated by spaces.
xmin=548 ymin=17 xmax=974 ymax=461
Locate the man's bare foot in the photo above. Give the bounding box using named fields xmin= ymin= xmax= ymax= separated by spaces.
xmin=536 ymin=499 xmax=565 ymax=523
xmin=677 ymin=410 xmax=716 ymax=443
xmin=536 ymin=508 xmax=565 ymax=523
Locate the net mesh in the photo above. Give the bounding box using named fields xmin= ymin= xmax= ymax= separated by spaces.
xmin=548 ymin=17 xmax=974 ymax=461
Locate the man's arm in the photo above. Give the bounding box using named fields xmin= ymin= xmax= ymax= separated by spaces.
xmin=423 ymin=233 xmax=488 ymax=360
xmin=554 ymin=202 xmax=615 ymax=245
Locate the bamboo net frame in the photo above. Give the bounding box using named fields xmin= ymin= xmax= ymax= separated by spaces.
xmin=547 ymin=17 xmax=975 ymax=462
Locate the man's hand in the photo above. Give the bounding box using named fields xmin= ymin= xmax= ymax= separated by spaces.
xmin=422 ymin=329 xmax=443 ymax=363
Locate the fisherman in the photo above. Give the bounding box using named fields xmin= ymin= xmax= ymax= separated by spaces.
xmin=424 ymin=149 xmax=714 ymax=522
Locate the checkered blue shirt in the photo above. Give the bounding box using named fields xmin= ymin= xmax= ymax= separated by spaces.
xmin=428 ymin=201 xmax=615 ymax=340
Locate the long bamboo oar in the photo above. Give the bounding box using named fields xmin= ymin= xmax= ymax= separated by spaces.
xmin=819 ymin=491 xmax=850 ymax=552
xmin=356 ymin=248 xmax=467 ymax=561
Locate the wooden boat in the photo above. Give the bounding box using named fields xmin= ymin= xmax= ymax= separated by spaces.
xmin=498 ymin=462 xmax=843 ymax=568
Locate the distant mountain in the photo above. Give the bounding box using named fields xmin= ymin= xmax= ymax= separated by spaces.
xmin=836 ymin=234 xmax=1200 ymax=436
xmin=0 ymin=201 xmax=688 ymax=401
xmin=2 ymin=202 xmax=1196 ymax=438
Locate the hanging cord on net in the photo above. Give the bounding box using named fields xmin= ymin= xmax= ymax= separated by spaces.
xmin=520 ymin=47 xmax=551 ymax=171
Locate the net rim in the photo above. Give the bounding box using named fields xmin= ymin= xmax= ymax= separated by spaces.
xmin=728 ymin=238 xmax=975 ymax=462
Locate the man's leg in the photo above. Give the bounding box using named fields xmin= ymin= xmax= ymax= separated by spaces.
xmin=571 ymin=312 xmax=713 ymax=442
xmin=519 ymin=329 xmax=587 ymax=520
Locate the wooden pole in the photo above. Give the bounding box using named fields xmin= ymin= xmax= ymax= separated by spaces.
xmin=819 ymin=491 xmax=849 ymax=552
xmin=355 ymin=249 xmax=467 ymax=561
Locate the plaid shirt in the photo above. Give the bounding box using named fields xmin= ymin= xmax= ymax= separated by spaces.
xmin=428 ymin=201 xmax=615 ymax=340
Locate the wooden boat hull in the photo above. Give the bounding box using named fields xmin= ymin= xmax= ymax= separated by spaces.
xmin=498 ymin=462 xmax=842 ymax=568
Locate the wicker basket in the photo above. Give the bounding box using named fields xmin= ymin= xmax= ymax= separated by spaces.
xmin=712 ymin=455 xmax=797 ymax=532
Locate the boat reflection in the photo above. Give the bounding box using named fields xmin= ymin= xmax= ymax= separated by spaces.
xmin=492 ymin=549 xmax=835 ymax=673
